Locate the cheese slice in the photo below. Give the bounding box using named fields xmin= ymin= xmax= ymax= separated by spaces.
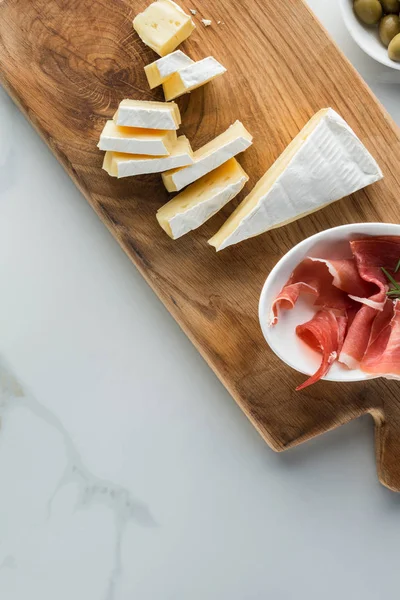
xmin=98 ymin=120 xmax=177 ymax=155
xmin=114 ymin=99 xmax=181 ymax=130
xmin=133 ymin=0 xmax=195 ymax=57
xmin=157 ymin=158 xmax=249 ymax=239
xmin=145 ymin=50 xmax=194 ymax=89
xmin=163 ymin=56 xmax=226 ymax=101
xmin=162 ymin=120 xmax=253 ymax=192
xmin=208 ymin=108 xmax=383 ymax=251
xmin=102 ymin=136 xmax=193 ymax=178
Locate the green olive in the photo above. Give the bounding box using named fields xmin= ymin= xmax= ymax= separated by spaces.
xmin=379 ymin=14 xmax=400 ymax=46
xmin=380 ymin=0 xmax=400 ymax=14
xmin=388 ymin=32 xmax=400 ymax=60
xmin=354 ymin=0 xmax=383 ymax=25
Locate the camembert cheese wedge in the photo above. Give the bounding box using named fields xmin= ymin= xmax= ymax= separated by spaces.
xmin=114 ymin=99 xmax=181 ymax=130
xmin=102 ymin=136 xmax=193 ymax=178
xmin=162 ymin=120 xmax=253 ymax=192
xmin=145 ymin=51 xmax=194 ymax=89
xmin=98 ymin=121 xmax=177 ymax=156
xmin=209 ymin=108 xmax=383 ymax=251
xmin=133 ymin=0 xmax=195 ymax=57
xmin=157 ymin=158 xmax=249 ymax=239
xmin=163 ymin=57 xmax=227 ymax=101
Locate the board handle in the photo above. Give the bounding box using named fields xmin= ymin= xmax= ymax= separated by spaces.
xmin=372 ymin=407 xmax=400 ymax=492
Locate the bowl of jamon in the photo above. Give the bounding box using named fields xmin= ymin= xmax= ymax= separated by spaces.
xmin=259 ymin=223 xmax=400 ymax=391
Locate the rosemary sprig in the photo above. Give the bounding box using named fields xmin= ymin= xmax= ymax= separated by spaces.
xmin=381 ymin=266 xmax=400 ymax=300
xmin=381 ymin=267 xmax=400 ymax=289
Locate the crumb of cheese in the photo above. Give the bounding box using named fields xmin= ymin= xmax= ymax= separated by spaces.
xmin=190 ymin=8 xmax=197 ymax=14
xmin=201 ymin=18 xmax=212 ymax=26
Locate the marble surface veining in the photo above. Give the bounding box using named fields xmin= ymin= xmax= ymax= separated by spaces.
xmin=1 ymin=2 xmax=400 ymax=599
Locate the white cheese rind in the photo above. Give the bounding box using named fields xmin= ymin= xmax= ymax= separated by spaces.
xmin=98 ymin=120 xmax=177 ymax=155
xmin=162 ymin=56 xmax=227 ymax=101
xmin=209 ymin=108 xmax=383 ymax=251
xmin=178 ymin=57 xmax=225 ymax=87
xmin=115 ymin=99 xmax=181 ymax=130
xmin=157 ymin=50 xmax=193 ymax=77
xmin=145 ymin=51 xmax=194 ymax=88
xmin=157 ymin=159 xmax=249 ymax=239
xmin=162 ymin=120 xmax=253 ymax=192
xmin=103 ymin=136 xmax=193 ymax=177
xmin=169 ymin=176 xmax=247 ymax=239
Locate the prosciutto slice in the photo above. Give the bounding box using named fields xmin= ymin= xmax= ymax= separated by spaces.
xmin=368 ymin=298 xmax=395 ymax=347
xmin=339 ymin=305 xmax=378 ymax=369
xmin=309 ymin=258 xmax=375 ymax=297
xmin=361 ymin=300 xmax=400 ymax=377
xmin=269 ymin=235 xmax=400 ymax=389
xmin=339 ymin=239 xmax=400 ymax=367
xmin=271 ymin=258 xmax=363 ymax=325
xmin=349 ymin=238 xmax=400 ymax=308
xmin=295 ymin=310 xmax=347 ymax=391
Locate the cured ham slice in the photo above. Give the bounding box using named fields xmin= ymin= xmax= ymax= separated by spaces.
xmin=361 ymin=300 xmax=400 ymax=377
xmin=351 ymin=238 xmax=400 ymax=284
xmin=337 ymin=315 xmax=348 ymax=355
xmin=339 ymin=305 xmax=378 ymax=369
xmin=349 ymin=238 xmax=400 ymax=308
xmin=368 ymin=298 xmax=395 ymax=347
xmin=338 ymin=239 xmax=400 ymax=366
xmin=339 ymin=238 xmax=400 ymax=367
xmin=309 ymin=258 xmax=375 ymax=297
xmin=295 ymin=310 xmax=347 ymax=391
xmin=269 ymin=235 xmax=400 ymax=389
xmin=271 ymin=259 xmax=359 ymax=325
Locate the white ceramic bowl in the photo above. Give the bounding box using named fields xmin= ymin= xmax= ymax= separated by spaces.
xmin=340 ymin=0 xmax=400 ymax=71
xmin=258 ymin=223 xmax=400 ymax=383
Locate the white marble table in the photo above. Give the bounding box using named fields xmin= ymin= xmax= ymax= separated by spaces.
xmin=1 ymin=2 xmax=400 ymax=599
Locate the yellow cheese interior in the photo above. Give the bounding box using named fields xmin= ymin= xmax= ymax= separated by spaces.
xmin=144 ymin=63 xmax=162 ymax=89
xmin=157 ymin=158 xmax=247 ymax=238
xmin=162 ymin=64 xmax=220 ymax=101
xmin=122 ymin=135 xmax=191 ymax=162
xmin=103 ymin=135 xmax=193 ymax=178
xmin=162 ymin=121 xmax=252 ymax=191
xmin=102 ymin=152 xmax=117 ymax=177
xmin=162 ymin=71 xmax=187 ymax=101
xmin=133 ymin=0 xmax=195 ymax=57
xmin=208 ymin=109 xmax=329 ymax=249
xmin=103 ymin=121 xmax=177 ymax=157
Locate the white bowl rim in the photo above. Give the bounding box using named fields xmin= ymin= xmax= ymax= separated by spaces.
xmin=339 ymin=0 xmax=400 ymax=71
xmin=258 ymin=222 xmax=400 ymax=383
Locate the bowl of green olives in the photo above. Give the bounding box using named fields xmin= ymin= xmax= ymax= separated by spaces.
xmin=340 ymin=0 xmax=400 ymax=69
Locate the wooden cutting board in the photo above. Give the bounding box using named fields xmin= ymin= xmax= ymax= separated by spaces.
xmin=2 ymin=0 xmax=400 ymax=490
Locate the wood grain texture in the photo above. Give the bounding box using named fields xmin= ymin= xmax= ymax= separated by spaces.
xmin=1 ymin=0 xmax=400 ymax=489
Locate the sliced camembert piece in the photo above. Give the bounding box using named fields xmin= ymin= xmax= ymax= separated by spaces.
xmin=163 ymin=57 xmax=227 ymax=101
xmin=114 ymin=99 xmax=181 ymax=130
xmin=133 ymin=0 xmax=195 ymax=57
xmin=102 ymin=136 xmax=193 ymax=178
xmin=209 ymin=108 xmax=383 ymax=251
xmin=98 ymin=121 xmax=177 ymax=155
xmin=145 ymin=51 xmax=194 ymax=89
xmin=162 ymin=120 xmax=252 ymax=192
xmin=157 ymin=158 xmax=249 ymax=239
